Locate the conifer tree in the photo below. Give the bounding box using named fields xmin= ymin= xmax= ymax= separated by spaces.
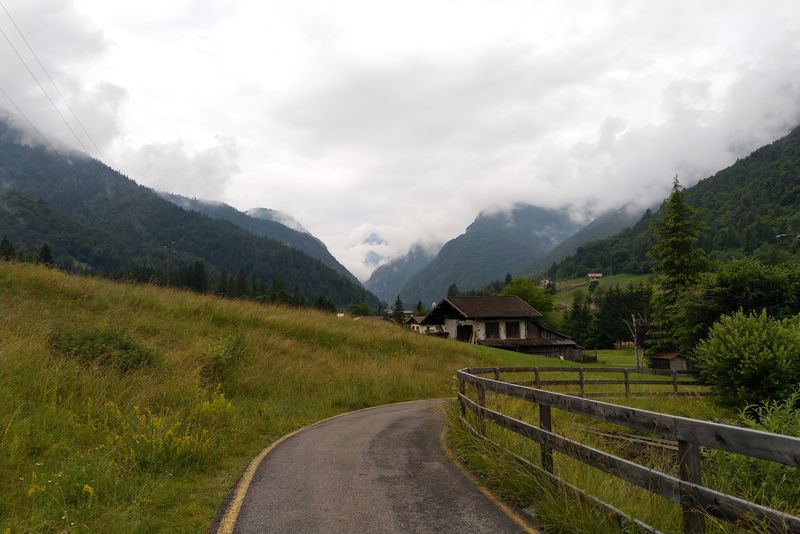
xmin=0 ymin=235 xmax=14 ymax=260
xmin=216 ymin=269 xmax=228 ymax=296
xmin=37 ymin=243 xmax=53 ymax=266
xmin=235 ymin=267 xmax=248 ymax=297
xmin=647 ymin=176 xmax=707 ymax=353
xmin=392 ymin=295 xmax=405 ymax=321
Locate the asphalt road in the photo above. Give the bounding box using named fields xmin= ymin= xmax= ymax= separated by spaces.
xmin=231 ymin=399 xmax=531 ymax=534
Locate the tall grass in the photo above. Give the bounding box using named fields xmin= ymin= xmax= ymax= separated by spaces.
xmin=0 ymin=262 xmax=559 ymax=533
xmin=446 ymin=385 xmax=797 ymax=534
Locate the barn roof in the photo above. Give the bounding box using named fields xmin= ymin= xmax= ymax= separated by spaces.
xmin=421 ymin=296 xmax=542 ymax=324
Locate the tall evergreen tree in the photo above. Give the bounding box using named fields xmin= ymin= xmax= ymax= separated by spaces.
xmin=392 ymin=295 xmax=405 ymax=322
xmin=235 ymin=267 xmax=248 ymax=297
xmin=647 ymin=176 xmax=707 ymax=353
xmin=0 ymin=235 xmax=14 ymax=260
xmin=216 ymin=269 xmax=229 ymax=296
xmin=37 ymin=243 xmax=53 ymax=266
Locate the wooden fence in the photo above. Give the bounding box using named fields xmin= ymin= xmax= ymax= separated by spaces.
xmin=457 ymin=367 xmax=800 ymax=534
xmin=487 ymin=366 xmax=701 ymax=398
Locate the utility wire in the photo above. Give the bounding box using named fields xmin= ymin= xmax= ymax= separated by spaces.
xmin=0 ymin=16 xmax=91 ymax=155
xmin=0 ymin=0 xmax=107 ymax=163
xmin=0 ymin=83 xmax=57 ymax=152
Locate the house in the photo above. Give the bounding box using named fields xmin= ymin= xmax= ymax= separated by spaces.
xmin=587 ymin=273 xmax=604 ymax=281
xmin=649 ymin=352 xmax=688 ymax=371
xmin=421 ymin=295 xmax=591 ymax=361
xmin=406 ymin=315 xmax=439 ymax=334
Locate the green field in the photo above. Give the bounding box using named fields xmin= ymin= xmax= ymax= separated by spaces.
xmin=553 ymin=273 xmax=652 ymax=306
xmin=0 ymin=261 xmax=582 ymax=533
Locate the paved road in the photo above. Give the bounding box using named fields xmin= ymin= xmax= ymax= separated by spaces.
xmin=232 ymin=399 xmax=531 ymax=533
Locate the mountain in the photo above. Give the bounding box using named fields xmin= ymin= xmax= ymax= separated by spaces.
xmin=525 ymin=205 xmax=646 ymax=275
xmin=160 ymin=193 xmax=359 ymax=284
xmin=0 ymin=120 xmax=378 ymax=307
xmin=364 ymin=242 xmax=441 ymax=303
xmin=549 ymin=125 xmax=800 ymax=279
xmin=399 ymin=204 xmax=582 ymax=305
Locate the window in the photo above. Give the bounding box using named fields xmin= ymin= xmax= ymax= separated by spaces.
xmin=505 ymin=321 xmax=520 ymax=339
xmin=485 ymin=321 xmax=500 ymax=339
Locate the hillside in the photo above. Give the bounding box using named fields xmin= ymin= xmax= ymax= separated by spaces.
xmin=526 ymin=205 xmax=645 ymax=276
xmin=364 ymin=242 xmax=440 ymax=303
xmin=399 ymin=204 xmax=582 ymax=305
xmin=0 ymin=120 xmax=376 ymax=307
xmin=160 ymin=193 xmax=359 ymax=283
xmin=549 ymin=125 xmax=800 ymax=279
xmin=0 ymin=261 xmax=568 ymax=533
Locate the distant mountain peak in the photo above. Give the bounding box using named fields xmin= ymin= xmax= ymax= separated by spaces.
xmin=246 ymin=207 xmax=310 ymax=235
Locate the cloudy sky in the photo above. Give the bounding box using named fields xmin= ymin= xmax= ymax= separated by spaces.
xmin=1 ymin=0 xmax=799 ymax=279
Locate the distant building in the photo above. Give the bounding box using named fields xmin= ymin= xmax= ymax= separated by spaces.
xmin=649 ymin=352 xmax=688 ymax=371
xmin=421 ymin=296 xmax=591 ymax=361
xmin=587 ymin=273 xmax=604 ymax=281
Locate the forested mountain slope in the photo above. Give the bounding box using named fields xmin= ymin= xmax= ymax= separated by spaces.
xmin=399 ymin=204 xmax=582 ymax=305
xmin=364 ymin=243 xmax=440 ymax=303
xmin=0 ymin=121 xmax=377 ymax=306
xmin=161 ymin=193 xmax=359 ymax=284
xmin=549 ymin=125 xmax=800 ymax=279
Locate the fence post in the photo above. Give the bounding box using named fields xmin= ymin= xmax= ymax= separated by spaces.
xmin=672 ymin=370 xmax=679 ymax=394
xmin=494 ymin=367 xmax=500 ymax=381
xmin=459 ymin=375 xmax=466 ymax=417
xmin=534 ymin=367 xmax=541 ymax=388
xmin=477 ymin=382 xmax=486 ymax=435
xmin=579 ymin=368 xmax=585 ymax=397
xmin=678 ymin=440 xmax=705 ymax=534
xmin=539 ymin=404 xmax=553 ymax=474
xmin=624 ymin=369 xmax=630 ymax=398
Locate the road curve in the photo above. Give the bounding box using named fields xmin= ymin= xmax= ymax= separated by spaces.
xmin=228 ymin=399 xmax=532 ymax=534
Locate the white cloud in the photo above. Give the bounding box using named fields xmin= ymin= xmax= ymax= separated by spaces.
xmin=2 ymin=0 xmax=799 ymax=280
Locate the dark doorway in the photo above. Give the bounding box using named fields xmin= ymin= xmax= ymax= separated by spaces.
xmin=485 ymin=321 xmax=500 ymax=339
xmin=456 ymin=324 xmax=473 ymax=342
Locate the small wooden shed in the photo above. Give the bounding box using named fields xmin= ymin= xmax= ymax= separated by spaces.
xmin=649 ymin=352 xmax=688 ymax=371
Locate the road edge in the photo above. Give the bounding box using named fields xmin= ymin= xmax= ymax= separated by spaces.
xmin=438 ymin=419 xmax=540 ymax=534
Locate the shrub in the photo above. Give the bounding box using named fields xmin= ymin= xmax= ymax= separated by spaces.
xmin=694 ymin=310 xmax=800 ymax=407
xmin=50 ymin=327 xmax=155 ymax=373
xmin=199 ymin=333 xmax=247 ymax=385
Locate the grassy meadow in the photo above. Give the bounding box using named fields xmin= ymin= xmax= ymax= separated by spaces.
xmin=0 ymin=261 xmax=578 ymax=533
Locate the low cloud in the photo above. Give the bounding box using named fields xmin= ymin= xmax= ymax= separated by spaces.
xmin=118 ymin=136 xmax=240 ymax=201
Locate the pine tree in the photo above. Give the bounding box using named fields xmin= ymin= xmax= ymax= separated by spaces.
xmin=37 ymin=243 xmax=53 ymax=266
xmin=216 ymin=269 xmax=229 ymax=296
xmin=413 ymin=300 xmax=428 ymax=316
xmin=392 ymin=295 xmax=405 ymax=322
xmin=235 ymin=267 xmax=248 ymax=297
xmin=647 ymin=176 xmax=707 ymax=353
xmin=447 ymin=284 xmax=459 ymax=297
xmin=0 ymin=235 xmax=14 ymax=260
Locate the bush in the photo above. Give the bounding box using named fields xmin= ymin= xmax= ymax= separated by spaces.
xmin=199 ymin=333 xmax=247 ymax=385
xmin=50 ymin=327 xmax=155 ymax=373
xmin=694 ymin=310 xmax=800 ymax=407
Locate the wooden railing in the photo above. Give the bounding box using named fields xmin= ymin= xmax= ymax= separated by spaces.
xmin=457 ymin=367 xmax=800 ymax=534
xmin=470 ymin=366 xmax=701 ymax=398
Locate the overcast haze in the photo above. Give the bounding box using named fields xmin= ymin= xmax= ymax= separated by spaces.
xmin=1 ymin=1 xmax=799 ymax=279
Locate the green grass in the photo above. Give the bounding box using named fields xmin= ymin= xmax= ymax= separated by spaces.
xmin=0 ymin=262 xmax=577 ymax=533
xmin=446 ymin=377 xmax=800 ymax=533
xmin=552 ymin=273 xmax=652 ymax=308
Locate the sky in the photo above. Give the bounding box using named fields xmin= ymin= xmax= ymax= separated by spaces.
xmin=1 ymin=0 xmax=799 ymax=280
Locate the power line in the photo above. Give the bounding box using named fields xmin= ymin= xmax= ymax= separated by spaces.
xmin=0 ymin=14 xmax=92 ymax=155
xmin=0 ymin=0 xmax=107 ymax=163
xmin=0 ymin=83 xmax=57 ymax=152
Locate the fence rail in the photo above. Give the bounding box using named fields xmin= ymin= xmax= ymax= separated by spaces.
xmin=457 ymin=367 xmax=800 ymax=534
xmin=468 ymin=366 xmax=702 ymax=398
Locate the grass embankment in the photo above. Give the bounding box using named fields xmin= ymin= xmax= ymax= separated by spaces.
xmin=551 ymin=274 xmax=652 ymax=321
xmin=0 ymin=262 xmax=577 ymax=533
